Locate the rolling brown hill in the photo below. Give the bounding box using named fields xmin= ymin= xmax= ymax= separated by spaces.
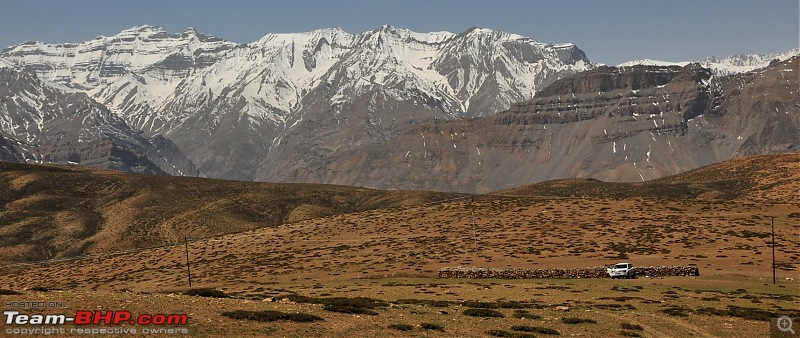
xmin=1 ymin=154 xmax=797 ymax=291
xmin=0 ymin=161 xmax=459 ymax=264
xmin=0 ymin=154 xmax=797 ymax=338
xmin=499 ymin=153 xmax=800 ymax=204
xmin=656 ymin=153 xmax=800 ymax=205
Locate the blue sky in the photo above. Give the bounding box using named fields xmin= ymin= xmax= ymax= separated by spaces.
xmin=1 ymin=0 xmax=797 ymax=65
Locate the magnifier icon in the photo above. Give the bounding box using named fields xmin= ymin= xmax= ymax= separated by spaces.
xmin=778 ymin=316 xmax=795 ymax=334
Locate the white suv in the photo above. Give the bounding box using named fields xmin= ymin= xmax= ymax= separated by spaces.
xmin=607 ymin=263 xmax=635 ymax=279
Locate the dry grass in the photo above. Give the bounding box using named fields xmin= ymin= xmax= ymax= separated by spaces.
xmin=0 ymin=154 xmax=798 ymax=337
xmin=8 ymin=274 xmax=800 ymax=337
xmin=0 ymin=161 xmax=459 ymax=263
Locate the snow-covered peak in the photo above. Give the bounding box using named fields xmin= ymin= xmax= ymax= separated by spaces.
xmin=0 ymin=57 xmax=14 ymax=69
xmin=114 ymin=25 xmax=167 ymax=37
xmin=406 ymin=29 xmax=455 ymax=44
xmin=618 ymin=48 xmax=800 ymax=75
xmin=459 ymin=26 xmax=528 ymax=42
xmin=232 ymin=25 xmax=591 ymax=117
xmin=703 ymin=49 xmax=799 ymax=66
xmin=618 ymin=59 xmax=691 ymax=67
xmin=2 ymin=25 xmax=239 ymax=91
xmin=366 ymin=25 xmax=456 ymax=44
xmin=699 ymin=48 xmax=800 ymax=75
xmin=2 ymin=24 xmax=593 ymax=134
xmin=252 ymin=27 xmax=355 ymax=48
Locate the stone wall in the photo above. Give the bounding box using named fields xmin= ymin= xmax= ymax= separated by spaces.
xmin=437 ymin=265 xmax=700 ymax=279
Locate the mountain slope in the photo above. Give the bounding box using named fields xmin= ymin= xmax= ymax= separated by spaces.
xmin=0 ymin=161 xmax=459 ymax=264
xmin=2 ymin=27 xmax=796 ymax=192
xmin=0 ymin=65 xmax=199 ymax=175
xmin=299 ymin=57 xmax=799 ymax=192
xmin=2 ymin=25 xmax=592 ymax=181
xmin=1 ymin=154 xmax=797 ymax=297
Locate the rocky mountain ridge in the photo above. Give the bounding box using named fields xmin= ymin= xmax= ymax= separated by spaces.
xmin=0 ymin=26 xmax=797 ymax=192
xmin=289 ymin=57 xmax=798 ymax=192
xmin=0 ymin=66 xmax=199 ymax=175
xmin=1 ymin=25 xmax=591 ymax=181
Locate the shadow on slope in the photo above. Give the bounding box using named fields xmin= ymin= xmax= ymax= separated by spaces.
xmin=0 ymin=162 xmax=459 ymax=263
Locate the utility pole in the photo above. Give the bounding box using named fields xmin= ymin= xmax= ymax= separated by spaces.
xmin=771 ymin=217 xmax=776 ymax=285
xmin=185 ymin=236 xmax=193 ymax=288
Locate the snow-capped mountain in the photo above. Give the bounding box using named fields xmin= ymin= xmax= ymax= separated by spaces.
xmin=618 ymin=48 xmax=800 ymax=75
xmin=5 ymin=25 xmax=793 ymax=192
xmin=299 ymin=57 xmax=799 ymax=192
xmin=0 ymin=63 xmax=199 ymax=176
xmin=2 ymin=26 xmax=237 ymax=89
xmin=2 ymin=25 xmax=592 ymax=181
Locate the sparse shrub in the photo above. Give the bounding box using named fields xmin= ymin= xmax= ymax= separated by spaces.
xmin=30 ymin=286 xmax=49 ymax=292
xmin=222 ymin=310 xmax=323 ymax=322
xmin=324 ymin=296 xmax=387 ymax=309
xmin=562 ymin=317 xmax=597 ymax=324
xmin=462 ymin=301 xmax=499 ymax=308
xmin=600 ymin=296 xmax=641 ymax=302
xmin=0 ymin=289 xmax=21 ymax=295
xmin=487 ymin=330 xmax=513 ymax=337
xmin=283 ymin=294 xmax=386 ymax=315
xmin=464 ymin=308 xmax=504 ymax=318
xmin=620 ymin=331 xmax=642 ymax=337
xmin=388 ymin=323 xmax=413 ymax=331
xmin=594 ymin=303 xmax=637 ymax=311
xmin=696 ymin=306 xmax=782 ymax=322
xmin=288 ymin=295 xmax=387 ymax=308
xmin=512 ymin=325 xmax=560 ymax=335
xmin=462 ymin=300 xmax=533 ymax=309
xmin=662 ymin=306 xmax=691 ymax=317
xmin=498 ymin=301 xmax=537 ymax=309
xmin=512 ymin=310 xmax=541 ymax=319
xmin=395 ymin=299 xmax=451 ymax=307
xmin=323 ymin=304 xmax=378 ymax=315
xmin=420 ymin=322 xmax=445 ymax=331
xmin=284 ymin=312 xmax=323 ymax=322
xmin=486 ymin=330 xmax=536 ymax=338
xmin=621 ymin=323 xmax=644 ymax=331
xmin=184 ymin=288 xmax=228 ymax=298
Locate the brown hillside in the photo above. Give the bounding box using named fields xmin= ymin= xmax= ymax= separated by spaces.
xmin=0 ymin=162 xmax=459 ymax=264
xmin=1 ymin=154 xmax=797 ymax=292
xmin=655 ymin=153 xmax=800 ymax=205
xmin=0 ymin=155 xmax=797 ymax=338
xmin=497 ymin=153 xmax=800 ymax=205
